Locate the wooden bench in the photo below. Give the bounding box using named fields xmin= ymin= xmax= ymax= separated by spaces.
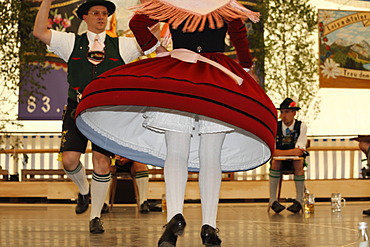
xmin=20 ymin=168 xmax=160 ymax=182
xmin=20 ymin=168 xmax=233 ymax=182
xmin=21 ymin=168 xmax=136 ymax=208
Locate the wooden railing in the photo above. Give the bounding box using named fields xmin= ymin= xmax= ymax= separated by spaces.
xmin=21 ymin=169 xmax=93 ymax=182
xmin=1 ymin=136 xmax=370 ymax=200
xmin=305 ymin=144 xmax=363 ymax=180
xmin=0 ymin=148 xmax=63 ymax=154
xmin=0 ymin=136 xmax=366 ymax=181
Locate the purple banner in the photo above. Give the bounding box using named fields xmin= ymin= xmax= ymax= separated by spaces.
xmin=18 ymin=0 xmax=83 ymax=120
xmin=18 ymin=68 xmax=69 ymax=120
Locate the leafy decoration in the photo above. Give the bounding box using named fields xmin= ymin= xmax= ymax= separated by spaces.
xmin=0 ymin=0 xmax=49 ymax=147
xmin=253 ymin=0 xmax=320 ymax=124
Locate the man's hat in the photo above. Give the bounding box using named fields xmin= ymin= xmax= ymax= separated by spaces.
xmin=77 ymin=0 xmax=116 ymax=19
xmin=277 ymin=97 xmax=301 ymax=111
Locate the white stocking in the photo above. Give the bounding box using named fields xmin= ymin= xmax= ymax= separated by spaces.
xmin=164 ymin=131 xmax=191 ymax=222
xmin=199 ymin=132 xmax=225 ymax=228
xmin=90 ymin=172 xmax=111 ymax=220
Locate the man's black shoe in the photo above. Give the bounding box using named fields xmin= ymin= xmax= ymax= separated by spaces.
xmin=287 ymin=200 xmax=302 ymax=213
xmin=101 ymin=203 xmax=110 ymax=214
xmin=201 ymin=224 xmax=222 ymax=246
xmin=158 ymin=213 xmax=186 ymax=247
xmin=75 ymin=192 xmax=90 ymax=214
xmin=140 ymin=201 xmax=150 ymax=214
xmin=363 ymin=209 xmax=370 ymax=215
xmin=90 ymin=217 xmax=104 ymax=234
xmin=270 ymin=201 xmax=286 ymax=213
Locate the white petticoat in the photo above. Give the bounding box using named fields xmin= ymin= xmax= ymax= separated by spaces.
xmin=143 ymin=107 xmax=234 ymax=134
xmin=76 ymin=105 xmax=271 ymax=172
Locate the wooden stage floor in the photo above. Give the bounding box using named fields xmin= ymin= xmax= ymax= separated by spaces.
xmin=0 ymin=201 xmax=369 ymax=247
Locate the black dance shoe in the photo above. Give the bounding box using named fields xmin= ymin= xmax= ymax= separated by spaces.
xmin=75 ymin=192 xmax=90 ymax=214
xmin=140 ymin=201 xmax=150 ymax=214
xmin=270 ymin=201 xmax=286 ymax=213
xmin=158 ymin=213 xmax=186 ymax=247
xmin=101 ymin=203 xmax=110 ymax=214
xmin=287 ymin=200 xmax=302 ymax=213
xmin=201 ymin=225 xmax=222 ymax=246
xmin=89 ymin=217 xmax=104 ymax=234
xmin=363 ymin=209 xmax=370 ymax=215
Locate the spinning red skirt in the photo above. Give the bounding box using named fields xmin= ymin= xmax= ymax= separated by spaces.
xmin=75 ymin=52 xmax=277 ymax=172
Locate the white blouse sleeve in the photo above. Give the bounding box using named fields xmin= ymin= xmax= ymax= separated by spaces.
xmin=118 ymin=35 xmax=143 ymax=64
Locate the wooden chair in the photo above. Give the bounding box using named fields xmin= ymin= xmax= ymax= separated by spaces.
xmin=276 ymin=139 xmax=310 ymax=201
xmin=267 ymin=157 xmax=306 ymax=213
xmin=276 ymin=159 xmax=302 ymax=201
xmin=108 ymin=170 xmax=139 ymax=210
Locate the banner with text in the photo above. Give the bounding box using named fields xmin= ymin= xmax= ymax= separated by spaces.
xmin=318 ymin=10 xmax=370 ymax=88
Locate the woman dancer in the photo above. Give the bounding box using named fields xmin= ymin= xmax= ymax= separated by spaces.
xmin=76 ymin=0 xmax=277 ymax=246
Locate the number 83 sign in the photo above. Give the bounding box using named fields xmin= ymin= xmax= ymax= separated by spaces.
xmin=18 ymin=69 xmax=68 ymax=120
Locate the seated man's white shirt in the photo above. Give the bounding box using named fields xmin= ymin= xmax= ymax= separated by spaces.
xmin=282 ymin=119 xmax=307 ymax=149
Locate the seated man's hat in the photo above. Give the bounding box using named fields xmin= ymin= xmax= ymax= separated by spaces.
xmin=277 ymin=97 xmax=301 ymax=111
xmin=77 ymin=0 xmax=116 ymax=19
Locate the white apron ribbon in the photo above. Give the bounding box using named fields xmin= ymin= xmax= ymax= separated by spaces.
xmin=167 ymin=48 xmax=243 ymax=86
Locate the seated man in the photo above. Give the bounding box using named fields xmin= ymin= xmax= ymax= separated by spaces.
xmin=269 ymin=97 xmax=308 ymax=214
xmin=102 ymin=155 xmax=151 ymax=214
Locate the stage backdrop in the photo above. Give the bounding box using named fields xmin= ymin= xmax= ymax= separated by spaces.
xmin=18 ymin=0 xmax=140 ymax=120
xmin=18 ymin=0 xmax=83 ymax=120
xmin=318 ymin=9 xmax=370 ymax=88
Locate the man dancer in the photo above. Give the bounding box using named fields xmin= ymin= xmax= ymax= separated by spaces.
xmin=33 ymin=0 xmax=141 ymax=233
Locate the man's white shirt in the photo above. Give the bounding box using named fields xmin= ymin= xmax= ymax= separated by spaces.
xmin=281 ymin=119 xmax=308 ymax=149
xmin=47 ymin=29 xmax=142 ymax=64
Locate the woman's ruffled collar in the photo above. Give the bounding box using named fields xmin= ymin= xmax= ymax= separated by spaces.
xmin=130 ymin=0 xmax=260 ymax=32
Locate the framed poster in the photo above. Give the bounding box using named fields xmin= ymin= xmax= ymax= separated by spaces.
xmin=318 ymin=10 xmax=370 ymax=88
